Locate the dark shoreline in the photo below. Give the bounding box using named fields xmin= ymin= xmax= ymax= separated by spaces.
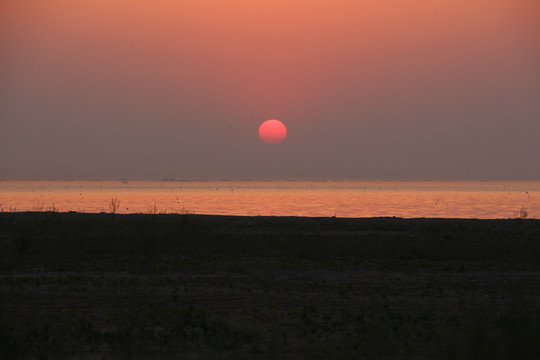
xmin=1 ymin=212 xmax=540 ymax=358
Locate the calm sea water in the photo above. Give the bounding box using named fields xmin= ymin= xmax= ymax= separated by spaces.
xmin=0 ymin=180 xmax=538 ymax=219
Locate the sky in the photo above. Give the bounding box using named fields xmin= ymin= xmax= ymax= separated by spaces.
xmin=1 ymin=0 xmax=539 ymax=180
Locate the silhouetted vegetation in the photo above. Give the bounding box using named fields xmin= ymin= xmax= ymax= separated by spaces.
xmin=108 ymin=197 xmax=121 ymax=214
xmin=1 ymin=213 xmax=539 ymax=359
xmin=514 ymin=206 xmax=528 ymax=220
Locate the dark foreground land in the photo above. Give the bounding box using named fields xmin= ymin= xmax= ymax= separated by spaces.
xmin=1 ymin=213 xmax=540 ymax=359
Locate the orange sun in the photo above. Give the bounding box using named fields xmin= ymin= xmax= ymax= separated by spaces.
xmin=258 ymin=119 xmax=287 ymax=144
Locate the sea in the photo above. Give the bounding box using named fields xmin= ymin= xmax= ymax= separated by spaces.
xmin=0 ymin=180 xmax=539 ymax=219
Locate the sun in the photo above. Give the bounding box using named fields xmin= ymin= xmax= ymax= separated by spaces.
xmin=258 ymin=119 xmax=287 ymax=144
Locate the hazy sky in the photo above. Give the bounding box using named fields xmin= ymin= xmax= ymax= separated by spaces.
xmin=1 ymin=0 xmax=539 ymax=180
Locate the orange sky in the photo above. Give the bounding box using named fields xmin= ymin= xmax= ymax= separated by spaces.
xmin=1 ymin=0 xmax=539 ymax=179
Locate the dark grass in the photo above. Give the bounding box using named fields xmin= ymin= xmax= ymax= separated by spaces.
xmin=1 ymin=212 xmax=540 ymax=359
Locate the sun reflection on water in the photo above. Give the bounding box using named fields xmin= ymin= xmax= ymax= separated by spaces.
xmin=0 ymin=180 xmax=538 ymax=219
